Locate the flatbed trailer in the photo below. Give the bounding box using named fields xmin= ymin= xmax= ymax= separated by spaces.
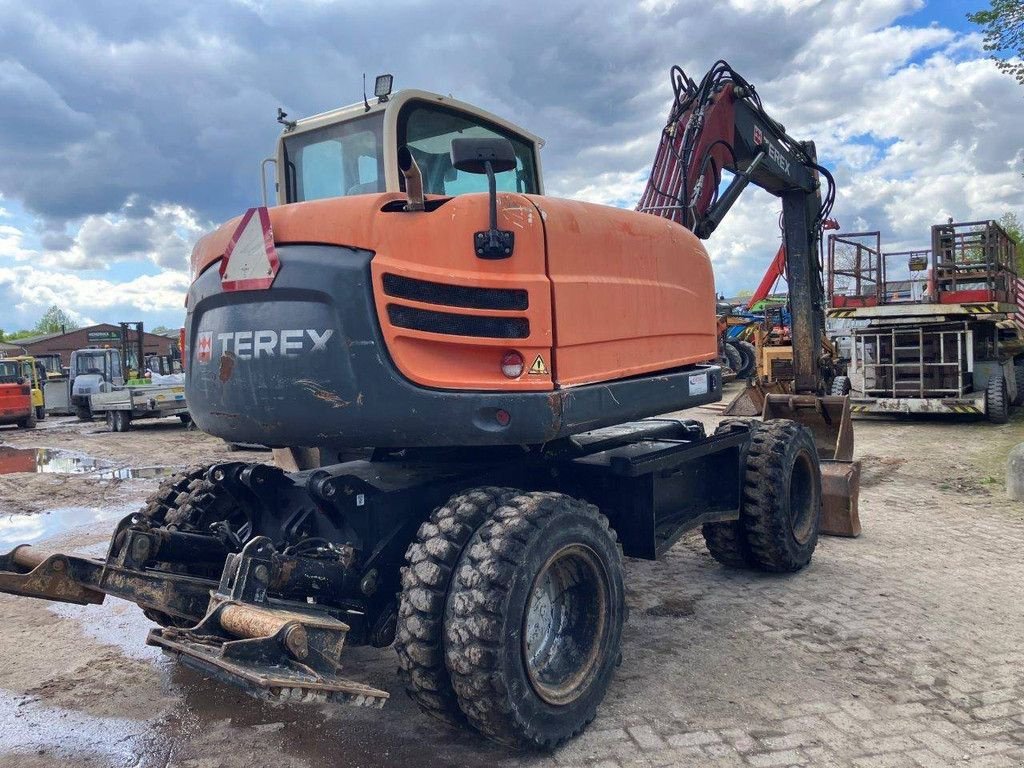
xmin=90 ymin=382 xmax=189 ymax=432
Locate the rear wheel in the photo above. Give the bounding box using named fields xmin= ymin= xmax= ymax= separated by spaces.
xmin=394 ymin=486 xmax=517 ymax=727
xmin=733 ymin=340 xmax=757 ymax=379
xmin=17 ymin=406 xmax=37 ymax=430
xmin=1013 ymin=362 xmax=1024 ymax=407
xmin=445 ymin=492 xmax=625 ymax=750
xmin=106 ymin=411 xmax=131 ymax=432
xmin=741 ymin=420 xmax=821 ymax=572
xmin=723 ymin=343 xmax=742 ymax=373
xmin=129 ymin=465 xmax=215 ymax=627
xmin=986 ymin=373 xmax=1009 ymax=424
xmin=831 ymin=375 xmax=851 ymax=396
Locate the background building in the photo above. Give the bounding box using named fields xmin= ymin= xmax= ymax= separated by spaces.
xmin=7 ymin=324 xmax=174 ymax=367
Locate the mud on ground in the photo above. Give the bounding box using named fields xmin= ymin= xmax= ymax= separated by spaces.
xmin=0 ymin=395 xmax=1022 ymax=767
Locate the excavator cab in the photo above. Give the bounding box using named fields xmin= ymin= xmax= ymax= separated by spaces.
xmin=266 ymin=86 xmax=544 ymax=207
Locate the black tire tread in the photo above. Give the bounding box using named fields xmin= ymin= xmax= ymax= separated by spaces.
xmin=1013 ymin=363 xmax=1024 ymax=407
xmin=987 ymin=373 xmax=1009 ymax=424
xmin=394 ymin=486 xmax=518 ymax=727
xmin=445 ymin=491 xmax=620 ymax=750
xmin=831 ymin=375 xmax=851 ymax=396
xmin=134 ymin=465 xmax=213 ymax=627
xmin=734 ymin=339 xmax=758 ymax=379
xmin=741 ymin=420 xmax=820 ymax=572
xmin=723 ymin=343 xmax=742 ymax=373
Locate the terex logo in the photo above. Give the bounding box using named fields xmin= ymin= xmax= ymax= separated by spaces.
xmin=210 ymin=329 xmax=334 ymax=361
xmin=766 ymin=141 xmax=790 ymax=175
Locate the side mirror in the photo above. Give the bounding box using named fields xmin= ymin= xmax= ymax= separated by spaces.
xmin=450 ymin=137 xmax=517 ymax=175
xmin=450 ymin=137 xmax=517 ymax=259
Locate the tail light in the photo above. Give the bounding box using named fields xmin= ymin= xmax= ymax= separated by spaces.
xmin=501 ymin=351 xmax=525 ymax=378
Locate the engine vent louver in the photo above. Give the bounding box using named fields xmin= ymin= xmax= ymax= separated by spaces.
xmin=382 ymin=274 xmax=528 ymax=311
xmin=387 ymin=305 xmax=530 ymax=339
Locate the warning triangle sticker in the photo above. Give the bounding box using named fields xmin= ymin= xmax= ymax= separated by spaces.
xmin=528 ymin=355 xmax=549 ymax=375
xmin=220 ymin=207 xmax=280 ymax=291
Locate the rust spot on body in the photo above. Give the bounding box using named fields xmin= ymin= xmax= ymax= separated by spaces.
xmin=219 ymin=352 xmax=236 ymax=382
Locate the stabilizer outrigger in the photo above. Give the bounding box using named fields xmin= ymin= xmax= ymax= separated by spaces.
xmin=0 ymin=468 xmax=389 ymax=708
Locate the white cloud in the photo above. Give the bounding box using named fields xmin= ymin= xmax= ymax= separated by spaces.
xmin=0 ymin=265 xmax=189 ymax=318
xmin=0 ymin=0 xmax=1020 ymax=308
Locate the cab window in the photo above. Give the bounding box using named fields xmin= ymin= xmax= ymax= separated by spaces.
xmin=283 ymin=113 xmax=385 ymax=202
xmin=398 ymin=103 xmax=539 ymax=196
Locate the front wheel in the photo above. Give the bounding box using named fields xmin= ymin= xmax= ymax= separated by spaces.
xmin=741 ymin=420 xmax=822 ymax=572
xmin=35 ymin=405 xmax=46 ymax=421
xmin=445 ymin=492 xmax=625 ymax=750
xmin=986 ymin=373 xmax=1009 ymax=424
xmin=76 ymin=405 xmax=92 ymax=422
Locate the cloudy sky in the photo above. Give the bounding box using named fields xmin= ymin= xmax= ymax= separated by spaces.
xmin=0 ymin=0 xmax=1021 ymax=332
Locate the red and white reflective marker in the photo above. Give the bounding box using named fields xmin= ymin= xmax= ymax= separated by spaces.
xmin=219 ymin=207 xmax=280 ymax=291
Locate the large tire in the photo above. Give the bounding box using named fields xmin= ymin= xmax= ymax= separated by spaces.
xmin=137 ymin=466 xmax=211 ymax=525
xmin=831 ymin=375 xmax=851 ymax=396
xmin=130 ymin=465 xmax=213 ymax=627
xmin=702 ymin=419 xmax=759 ymax=568
xmin=76 ymin=405 xmax=92 ymax=422
xmin=733 ymin=340 xmax=758 ymax=379
xmin=986 ymin=373 xmax=1009 ymax=424
xmin=723 ymin=343 xmax=742 ymax=373
xmin=1013 ymin=364 xmax=1024 ymax=407
xmin=35 ymin=405 xmax=45 ymax=421
xmin=741 ymin=420 xmax=822 ymax=572
xmin=445 ymin=492 xmax=625 ymax=750
xmin=394 ymin=486 xmax=517 ymax=727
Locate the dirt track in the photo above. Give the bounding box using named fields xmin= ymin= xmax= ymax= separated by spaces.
xmin=0 ymin=396 xmax=1022 ymax=768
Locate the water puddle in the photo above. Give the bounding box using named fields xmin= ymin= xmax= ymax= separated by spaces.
xmin=0 ymin=506 xmax=125 ymax=550
xmin=0 ymin=691 xmax=160 ymax=768
xmin=0 ymin=446 xmax=111 ymax=474
xmin=96 ymin=466 xmax=176 ymax=480
xmin=0 ymin=446 xmax=174 ymax=480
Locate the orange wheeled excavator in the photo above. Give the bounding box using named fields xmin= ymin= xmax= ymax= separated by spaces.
xmin=0 ymin=64 xmax=856 ymax=750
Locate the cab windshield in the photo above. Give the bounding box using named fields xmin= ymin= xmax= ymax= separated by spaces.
xmin=0 ymin=361 xmax=20 ymax=383
xmin=75 ymin=351 xmax=121 ymax=380
xmin=282 ymin=101 xmax=539 ymax=203
xmin=398 ymin=103 xmax=538 ymax=196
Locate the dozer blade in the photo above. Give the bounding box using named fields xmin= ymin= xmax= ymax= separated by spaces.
xmin=722 ymin=380 xmax=789 ymax=417
xmin=149 ymin=600 xmax=389 ymax=708
xmin=762 ymin=394 xmax=860 ymax=537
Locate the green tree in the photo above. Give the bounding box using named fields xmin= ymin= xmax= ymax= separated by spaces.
xmin=999 ymin=211 xmax=1024 ymax=272
xmin=968 ymin=1 xmax=1024 ymax=86
xmin=33 ymin=305 xmax=80 ymax=335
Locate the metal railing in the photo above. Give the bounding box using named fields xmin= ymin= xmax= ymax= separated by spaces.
xmin=851 ymin=323 xmax=971 ymax=398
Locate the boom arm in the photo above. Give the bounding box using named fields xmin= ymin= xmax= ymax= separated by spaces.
xmin=637 ymin=61 xmax=836 ymax=393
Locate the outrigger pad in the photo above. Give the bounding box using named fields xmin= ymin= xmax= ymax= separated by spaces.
xmin=148 ymin=600 xmax=389 ymax=708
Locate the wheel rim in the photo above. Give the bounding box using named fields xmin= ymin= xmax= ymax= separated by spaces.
xmin=522 ymin=543 xmax=609 ymax=706
xmin=789 ymin=450 xmax=817 ymax=544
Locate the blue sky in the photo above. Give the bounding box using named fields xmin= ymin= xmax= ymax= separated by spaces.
xmin=0 ymin=0 xmax=1021 ymax=333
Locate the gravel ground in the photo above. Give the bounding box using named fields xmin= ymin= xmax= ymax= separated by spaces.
xmin=0 ymin=395 xmax=1021 ymax=768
